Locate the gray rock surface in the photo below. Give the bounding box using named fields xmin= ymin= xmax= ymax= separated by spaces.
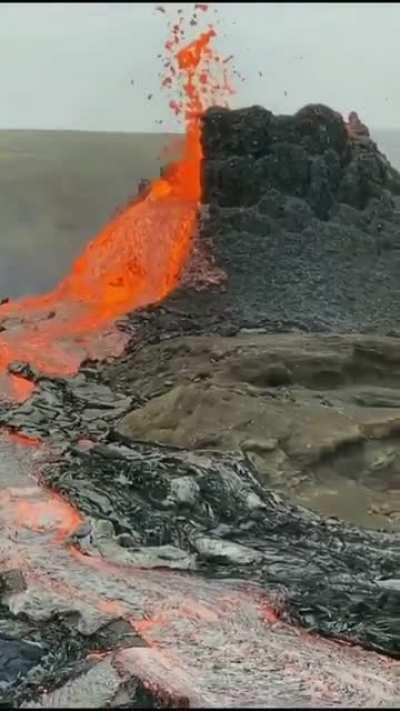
xmin=197 ymin=103 xmax=400 ymax=333
xmin=113 ymin=331 xmax=400 ymax=530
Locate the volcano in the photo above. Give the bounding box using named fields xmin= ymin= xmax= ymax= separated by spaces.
xmin=3 ymin=5 xmax=400 ymax=709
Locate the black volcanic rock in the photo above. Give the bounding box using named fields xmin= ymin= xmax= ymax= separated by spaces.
xmin=199 ymin=103 xmax=400 ymax=333
xmin=44 ymin=435 xmax=400 ymax=659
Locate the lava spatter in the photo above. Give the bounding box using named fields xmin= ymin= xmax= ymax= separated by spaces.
xmin=0 ymin=5 xmax=234 ymax=402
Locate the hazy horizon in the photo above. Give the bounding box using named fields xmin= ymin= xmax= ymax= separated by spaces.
xmin=0 ymin=124 xmax=399 ymax=135
xmin=1 ymin=3 xmax=400 ymax=133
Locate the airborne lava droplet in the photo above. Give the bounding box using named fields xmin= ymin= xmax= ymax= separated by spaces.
xmin=0 ymin=7 xmax=235 ymax=402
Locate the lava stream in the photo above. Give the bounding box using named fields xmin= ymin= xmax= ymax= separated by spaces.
xmin=0 ymin=11 xmax=232 ymax=402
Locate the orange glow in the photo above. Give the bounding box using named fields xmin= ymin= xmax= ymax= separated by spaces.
xmin=11 ymin=495 xmax=82 ymax=541
xmin=1 ymin=431 xmax=81 ymax=542
xmin=6 ymin=431 xmax=42 ymax=448
xmin=8 ymin=375 xmax=36 ymax=402
xmin=98 ymin=599 xmax=127 ymax=617
xmin=0 ymin=11 xmax=238 ymax=679
xmin=0 ymin=10 xmax=234 ymax=403
xmin=260 ymin=599 xmax=280 ymax=624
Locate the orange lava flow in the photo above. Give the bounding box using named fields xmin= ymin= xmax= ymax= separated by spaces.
xmin=1 ymin=430 xmax=83 ymax=544
xmin=12 ymin=496 xmax=82 ymax=542
xmin=0 ymin=15 xmax=243 ymax=684
xmin=5 ymin=430 xmax=42 ymax=448
xmin=0 ymin=7 xmax=234 ymax=402
xmin=0 ymin=10 xmax=236 ymax=656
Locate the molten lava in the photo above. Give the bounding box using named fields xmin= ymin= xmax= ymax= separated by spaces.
xmin=0 ymin=8 xmax=233 ymax=402
xmin=0 ymin=7 xmax=235 ymax=550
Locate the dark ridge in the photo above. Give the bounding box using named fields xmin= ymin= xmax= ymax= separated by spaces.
xmin=193 ymin=103 xmax=400 ymax=333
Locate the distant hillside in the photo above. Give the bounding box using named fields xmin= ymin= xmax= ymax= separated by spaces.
xmin=0 ymin=127 xmax=398 ymax=299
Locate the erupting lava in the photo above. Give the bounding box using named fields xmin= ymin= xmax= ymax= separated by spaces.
xmin=0 ymin=3 xmax=235 ymax=556
xmin=0 ymin=5 xmax=234 ymax=401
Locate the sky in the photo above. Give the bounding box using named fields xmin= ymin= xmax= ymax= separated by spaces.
xmin=1 ymin=2 xmax=399 ymax=133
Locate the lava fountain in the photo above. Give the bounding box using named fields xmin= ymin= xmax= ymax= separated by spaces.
xmin=0 ymin=5 xmax=234 ymax=401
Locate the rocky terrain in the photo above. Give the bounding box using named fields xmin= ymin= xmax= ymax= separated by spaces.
xmin=115 ymin=331 xmax=400 ymax=531
xmin=200 ymin=103 xmax=400 ymax=332
xmin=3 ymin=104 xmax=400 ymax=706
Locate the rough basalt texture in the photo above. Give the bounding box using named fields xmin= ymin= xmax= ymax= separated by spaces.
xmin=44 ymin=435 xmax=400 ymax=660
xmin=5 ymin=106 xmax=400 ymax=707
xmin=198 ymin=103 xmax=400 ymax=333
